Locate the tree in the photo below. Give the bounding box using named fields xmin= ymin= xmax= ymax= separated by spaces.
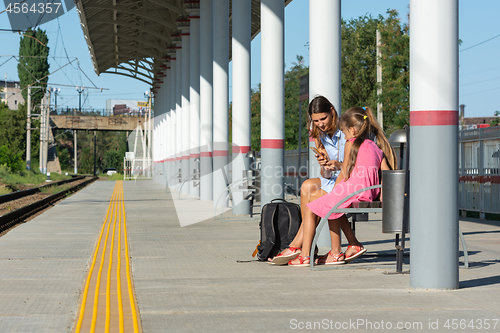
xmin=0 ymin=145 xmax=23 ymax=172
xmin=17 ymin=28 xmax=50 ymax=105
xmin=490 ymin=111 xmax=500 ymax=127
xmin=284 ymin=55 xmax=309 ymax=150
xmin=378 ymin=9 xmax=410 ymax=133
xmin=250 ymin=86 xmax=262 ymax=151
xmin=104 ymin=150 xmax=122 ymax=170
xmin=341 ymin=15 xmax=381 ymax=112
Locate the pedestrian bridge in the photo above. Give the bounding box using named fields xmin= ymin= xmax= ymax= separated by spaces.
xmin=50 ymin=115 xmax=146 ymax=131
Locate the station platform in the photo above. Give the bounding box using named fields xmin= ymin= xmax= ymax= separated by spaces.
xmin=0 ymin=180 xmax=499 ymax=332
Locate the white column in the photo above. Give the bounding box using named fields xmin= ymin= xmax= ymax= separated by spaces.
xmin=154 ymin=83 xmax=161 ymax=184
xmin=189 ymin=12 xmax=201 ymax=198
xmin=169 ymin=58 xmax=177 ymax=189
xmin=232 ymin=0 xmax=252 ymax=214
xmin=200 ymin=0 xmax=214 ymax=201
xmin=175 ymin=47 xmax=183 ymax=191
xmin=309 ymin=0 xmax=341 ymax=179
xmin=166 ymin=68 xmax=171 ymax=186
xmin=260 ymin=0 xmax=285 ymax=207
xmin=410 ymin=0 xmax=459 ymax=289
xmin=212 ymin=0 xmax=230 ymax=208
xmin=181 ymin=32 xmax=191 ymax=194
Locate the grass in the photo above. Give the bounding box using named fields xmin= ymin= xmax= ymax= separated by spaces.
xmin=0 ymin=164 xmax=72 ymax=191
xmin=0 ymin=186 xmax=12 ymax=195
xmin=107 ymin=173 xmax=124 ymax=181
xmin=39 ymin=184 xmax=71 ymax=195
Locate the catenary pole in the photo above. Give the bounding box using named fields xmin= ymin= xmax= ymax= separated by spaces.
xmin=26 ymin=85 xmax=31 ymax=170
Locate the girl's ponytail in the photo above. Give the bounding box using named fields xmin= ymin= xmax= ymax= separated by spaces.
xmin=363 ymin=107 xmax=397 ymax=170
xmin=340 ymin=106 xmax=397 ymax=180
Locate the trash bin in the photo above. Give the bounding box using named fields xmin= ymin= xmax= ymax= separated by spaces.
xmin=382 ymin=170 xmax=409 ymax=233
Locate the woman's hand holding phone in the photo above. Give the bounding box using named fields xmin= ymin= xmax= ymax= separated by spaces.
xmin=311 ymin=147 xmax=328 ymax=162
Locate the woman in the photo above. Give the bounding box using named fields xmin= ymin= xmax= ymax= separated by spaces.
xmin=272 ymin=96 xmax=365 ymax=266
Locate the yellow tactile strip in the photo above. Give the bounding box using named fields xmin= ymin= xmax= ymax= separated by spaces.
xmin=74 ymin=181 xmax=141 ymax=333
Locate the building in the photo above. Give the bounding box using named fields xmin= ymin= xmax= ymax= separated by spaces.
xmin=461 ymin=117 xmax=498 ymax=129
xmin=0 ymin=80 xmax=25 ymax=110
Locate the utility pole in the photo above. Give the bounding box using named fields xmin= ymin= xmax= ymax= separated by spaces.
xmin=26 ymin=85 xmax=31 ymax=170
xmin=39 ymin=91 xmax=49 ymax=175
xmin=93 ymin=130 xmax=97 ymax=176
xmin=376 ymin=29 xmax=383 ymax=130
xmin=39 ymin=95 xmax=44 ymax=173
xmin=45 ymin=89 xmax=51 ymax=174
xmin=75 ymin=86 xmax=84 ymax=174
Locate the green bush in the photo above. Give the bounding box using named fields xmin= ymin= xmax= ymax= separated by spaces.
xmin=0 ymin=145 xmax=23 ymax=172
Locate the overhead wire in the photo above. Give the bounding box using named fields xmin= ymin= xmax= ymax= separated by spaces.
xmin=57 ymin=17 xmax=74 ymax=67
xmin=460 ymin=33 xmax=500 ymax=52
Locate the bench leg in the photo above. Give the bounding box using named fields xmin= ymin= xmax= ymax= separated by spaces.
xmin=459 ymin=227 xmax=469 ymax=269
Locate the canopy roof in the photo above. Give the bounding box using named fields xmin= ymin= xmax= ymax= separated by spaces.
xmin=76 ymin=0 xmax=292 ymax=88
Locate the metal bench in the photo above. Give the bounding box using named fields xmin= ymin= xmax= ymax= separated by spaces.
xmin=309 ymin=185 xmax=469 ymax=270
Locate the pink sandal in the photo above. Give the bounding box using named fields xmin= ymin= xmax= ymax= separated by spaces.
xmin=288 ymin=255 xmax=310 ymax=266
xmin=344 ymin=243 xmax=366 ymax=263
xmin=272 ymin=247 xmax=301 ymax=266
xmin=315 ymin=251 xmax=345 ymax=265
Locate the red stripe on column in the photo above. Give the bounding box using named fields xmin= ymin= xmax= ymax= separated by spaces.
xmin=213 ymin=150 xmax=228 ymax=156
xmin=261 ymin=139 xmax=284 ymax=149
xmin=190 ymin=153 xmax=200 ymax=158
xmin=200 ymin=152 xmax=213 ymax=157
xmin=232 ymin=146 xmax=251 ymax=154
xmin=410 ymin=110 xmax=458 ymax=126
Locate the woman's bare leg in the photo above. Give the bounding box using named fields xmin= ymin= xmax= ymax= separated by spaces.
xmin=288 ymin=184 xmax=326 ymax=264
xmin=288 ymin=178 xmax=324 ymax=249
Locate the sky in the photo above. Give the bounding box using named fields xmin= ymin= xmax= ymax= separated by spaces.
xmin=1 ymin=0 xmax=499 ymax=119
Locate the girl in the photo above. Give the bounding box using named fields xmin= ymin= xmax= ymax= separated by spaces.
xmin=272 ymin=96 xmax=351 ymax=266
xmin=307 ymin=106 xmax=397 ymax=265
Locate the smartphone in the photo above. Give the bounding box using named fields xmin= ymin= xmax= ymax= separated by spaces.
xmin=310 ymin=147 xmax=329 ymax=161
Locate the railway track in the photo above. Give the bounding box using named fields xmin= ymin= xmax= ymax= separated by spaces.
xmin=0 ymin=176 xmax=98 ymax=233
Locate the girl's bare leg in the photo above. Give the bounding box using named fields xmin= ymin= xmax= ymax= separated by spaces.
xmin=338 ymin=216 xmax=363 ymax=257
xmin=329 ymin=216 xmax=345 ymax=254
xmin=313 ymin=217 xmax=343 ymax=264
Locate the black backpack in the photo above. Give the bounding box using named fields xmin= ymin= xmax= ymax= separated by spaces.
xmin=252 ymin=199 xmax=302 ymax=261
